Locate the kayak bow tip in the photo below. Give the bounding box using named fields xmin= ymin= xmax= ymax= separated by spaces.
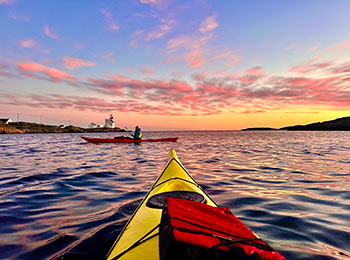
xmin=169 ymin=149 xmax=178 ymax=160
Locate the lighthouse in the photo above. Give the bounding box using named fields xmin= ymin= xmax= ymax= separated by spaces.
xmin=105 ymin=114 xmax=115 ymax=128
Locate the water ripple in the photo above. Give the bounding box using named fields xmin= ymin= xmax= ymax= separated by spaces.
xmin=0 ymin=131 xmax=349 ymax=260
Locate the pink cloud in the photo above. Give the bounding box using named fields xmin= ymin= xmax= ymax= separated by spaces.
xmin=146 ymin=19 xmax=174 ymax=40
xmin=86 ymin=78 xmax=124 ymax=96
xmin=17 ymin=61 xmax=76 ymax=83
xmin=130 ymin=19 xmax=174 ymax=47
xmin=45 ymin=68 xmax=74 ymax=82
xmin=167 ymin=35 xmax=188 ymax=50
xmin=163 ymin=56 xmax=177 ymax=64
xmin=18 ymin=62 xmax=45 ymax=72
xmin=199 ymin=15 xmax=219 ymax=33
xmin=328 ymin=62 xmax=350 ymax=74
xmin=212 ymin=50 xmax=240 ymax=67
xmin=0 ymin=63 xmax=8 ymax=70
xmin=63 ymin=57 xmax=96 ymax=70
xmin=185 ymin=49 xmax=205 ymax=68
xmin=239 ymin=66 xmax=265 ymax=83
xmin=0 ymin=64 xmax=16 ymax=78
xmin=334 ymin=40 xmax=350 ymax=51
xmin=44 ymin=26 xmax=58 ymax=39
xmin=9 ymin=55 xmax=350 ymax=117
xmin=309 ymin=45 xmax=319 ymax=52
xmin=290 ymin=61 xmax=334 ymax=74
xmin=245 ymin=66 xmax=264 ymax=75
xmin=109 ymin=22 xmax=119 ymax=31
xmin=20 ymin=39 xmax=36 ymax=48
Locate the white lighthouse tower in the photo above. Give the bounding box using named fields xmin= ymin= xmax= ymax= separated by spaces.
xmin=105 ymin=114 xmax=115 ymax=128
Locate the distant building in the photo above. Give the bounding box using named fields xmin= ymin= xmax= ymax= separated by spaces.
xmin=0 ymin=118 xmax=12 ymax=124
xmin=88 ymin=115 xmax=116 ymax=129
xmin=104 ymin=114 xmax=115 ymax=128
xmin=88 ymin=122 xmax=97 ymax=129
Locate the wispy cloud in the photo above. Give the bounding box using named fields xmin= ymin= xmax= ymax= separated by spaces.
xmin=199 ymin=14 xmax=219 ymax=33
xmin=44 ymin=26 xmax=58 ymax=39
xmin=0 ymin=63 xmax=17 ymax=79
xmin=101 ymin=9 xmax=119 ymax=31
xmin=166 ymin=34 xmax=212 ymax=68
xmin=20 ymin=39 xmax=36 ymax=48
xmin=130 ymin=19 xmax=175 ymax=47
xmin=139 ymin=0 xmax=161 ymax=4
xmin=290 ymin=61 xmax=334 ymax=74
xmin=11 ymin=14 xmax=30 ymax=22
xmin=286 ymin=42 xmax=299 ymax=51
xmin=185 ymin=49 xmax=204 ymax=68
xmin=212 ymin=49 xmax=240 ymax=67
xmin=0 ymin=0 xmax=13 ymax=5
xmin=140 ymin=66 xmax=155 ymax=76
xmin=62 ymin=57 xmax=96 ymax=70
xmin=74 ymin=43 xmax=84 ymax=49
xmin=146 ymin=19 xmax=175 ymax=40
xmin=101 ymin=52 xmax=115 ymax=64
xmin=138 ymin=0 xmax=173 ymax=10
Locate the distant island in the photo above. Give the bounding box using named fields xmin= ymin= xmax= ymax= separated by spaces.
xmin=241 ymin=116 xmax=350 ymax=131
xmin=0 ymin=121 xmax=129 ymax=134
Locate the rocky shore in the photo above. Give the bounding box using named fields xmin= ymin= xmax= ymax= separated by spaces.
xmin=0 ymin=121 xmax=128 ymax=134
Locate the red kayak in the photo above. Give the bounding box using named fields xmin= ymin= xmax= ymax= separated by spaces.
xmin=81 ymin=136 xmax=178 ymax=143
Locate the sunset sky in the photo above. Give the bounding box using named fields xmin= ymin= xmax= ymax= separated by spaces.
xmin=0 ymin=0 xmax=349 ymax=130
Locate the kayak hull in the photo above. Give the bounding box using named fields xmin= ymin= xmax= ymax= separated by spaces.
xmin=81 ymin=136 xmax=178 ymax=143
xmin=106 ymin=149 xmax=284 ymax=260
xmin=106 ymin=149 xmax=216 ymax=260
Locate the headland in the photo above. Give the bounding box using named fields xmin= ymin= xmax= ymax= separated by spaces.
xmin=241 ymin=116 xmax=350 ymax=131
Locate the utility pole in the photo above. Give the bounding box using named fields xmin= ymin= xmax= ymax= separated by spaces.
xmin=17 ymin=113 xmax=19 ymax=122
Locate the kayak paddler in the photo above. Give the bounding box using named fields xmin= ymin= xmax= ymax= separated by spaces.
xmin=131 ymin=125 xmax=142 ymax=140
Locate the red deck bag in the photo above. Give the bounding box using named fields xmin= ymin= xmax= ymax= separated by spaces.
xmin=159 ymin=197 xmax=286 ymax=260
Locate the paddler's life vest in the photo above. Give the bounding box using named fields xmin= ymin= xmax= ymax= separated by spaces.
xmin=159 ymin=197 xmax=286 ymax=260
xmin=134 ymin=128 xmax=142 ymax=139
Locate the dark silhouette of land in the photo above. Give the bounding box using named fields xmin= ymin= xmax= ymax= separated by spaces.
xmin=0 ymin=121 xmax=128 ymax=134
xmin=241 ymin=116 xmax=350 ymax=131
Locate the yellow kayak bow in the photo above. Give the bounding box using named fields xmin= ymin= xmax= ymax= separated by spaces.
xmin=106 ymin=149 xmax=216 ymax=260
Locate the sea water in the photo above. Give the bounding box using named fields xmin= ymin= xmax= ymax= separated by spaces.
xmin=0 ymin=131 xmax=349 ymax=259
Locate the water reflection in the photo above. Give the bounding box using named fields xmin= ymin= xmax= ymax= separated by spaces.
xmin=0 ymin=131 xmax=349 ymax=259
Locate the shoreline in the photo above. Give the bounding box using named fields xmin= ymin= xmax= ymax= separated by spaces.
xmin=0 ymin=121 xmax=130 ymax=134
xmin=1 ymin=116 xmax=349 ymax=134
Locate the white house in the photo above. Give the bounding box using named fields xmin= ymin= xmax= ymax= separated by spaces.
xmin=104 ymin=114 xmax=115 ymax=128
xmin=88 ymin=122 xmax=97 ymax=129
xmin=0 ymin=118 xmax=12 ymax=124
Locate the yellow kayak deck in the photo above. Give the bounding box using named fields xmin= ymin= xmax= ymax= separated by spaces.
xmin=106 ymin=149 xmax=217 ymax=260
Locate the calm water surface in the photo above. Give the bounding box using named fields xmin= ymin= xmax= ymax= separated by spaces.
xmin=0 ymin=131 xmax=349 ymax=260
